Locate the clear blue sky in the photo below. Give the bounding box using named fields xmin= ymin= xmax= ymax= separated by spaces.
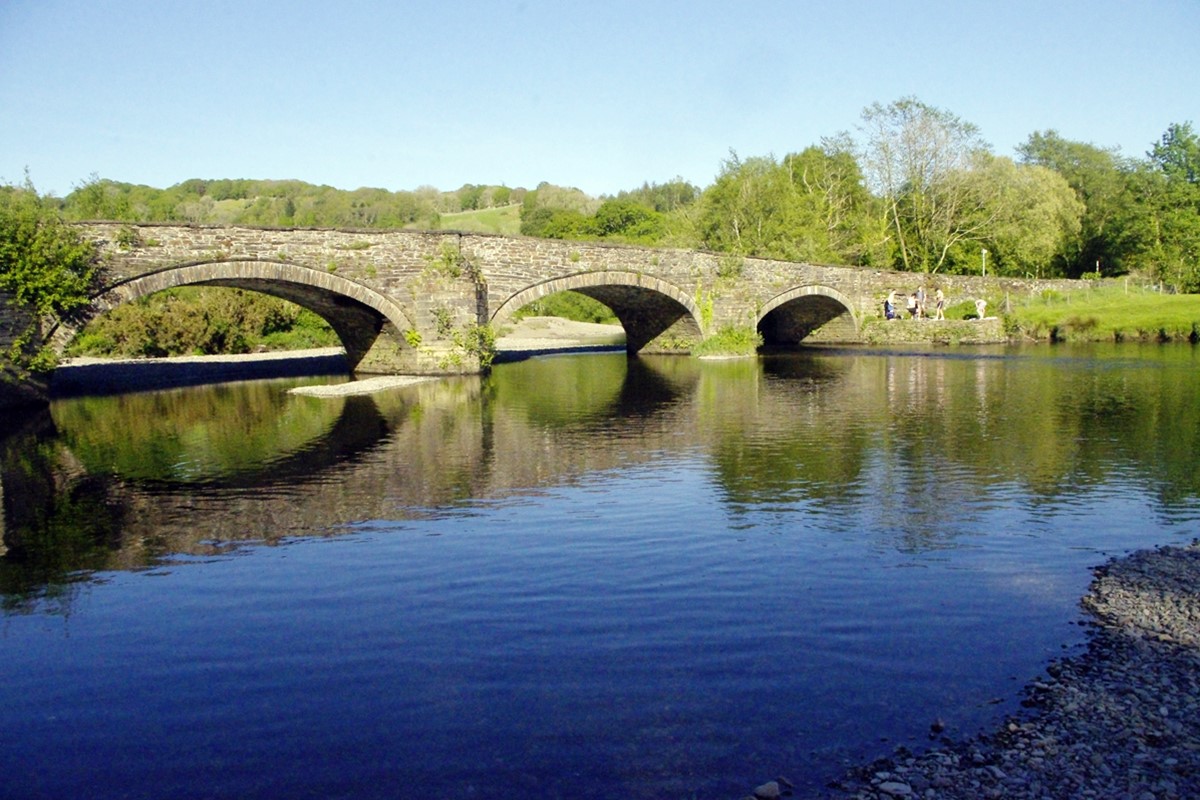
xmin=2 ymin=0 xmax=1196 ymax=198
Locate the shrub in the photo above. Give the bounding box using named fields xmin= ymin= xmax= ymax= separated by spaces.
xmin=692 ymin=325 xmax=762 ymax=357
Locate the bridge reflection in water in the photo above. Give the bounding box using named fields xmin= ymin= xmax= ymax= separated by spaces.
xmin=6 ymin=345 xmax=1199 ymax=611
xmin=2 ymin=346 xmax=1199 ymax=798
xmin=1 ymin=355 xmax=708 ymax=606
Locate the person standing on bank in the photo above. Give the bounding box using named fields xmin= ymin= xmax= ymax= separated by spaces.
xmin=934 ymin=287 xmax=945 ymax=320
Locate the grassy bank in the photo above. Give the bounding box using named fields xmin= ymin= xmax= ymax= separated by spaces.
xmin=433 ymin=205 xmax=521 ymax=235
xmin=1006 ymin=285 xmax=1200 ymax=343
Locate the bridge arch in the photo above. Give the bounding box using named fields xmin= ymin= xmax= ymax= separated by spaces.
xmin=491 ymin=271 xmax=703 ymax=354
xmin=758 ymin=285 xmax=860 ymax=346
xmin=54 ymin=259 xmax=418 ymax=370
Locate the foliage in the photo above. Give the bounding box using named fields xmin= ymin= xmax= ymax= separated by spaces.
xmin=857 ymin=97 xmax=991 ymax=273
xmin=1149 ymin=122 xmax=1200 ymax=184
xmin=696 ymin=151 xmax=791 ymax=257
xmin=615 ymin=178 xmax=699 ymax=212
xmin=947 ymin=156 xmax=1085 ymax=277
xmin=512 ymin=291 xmax=618 ymax=324
xmin=696 ymin=143 xmax=883 ymax=264
xmin=452 ymin=323 xmax=497 ymax=370
xmin=0 ymin=178 xmax=102 ymax=372
xmin=589 ymin=198 xmax=665 ymax=243
xmin=65 ymin=287 xmax=338 ymax=358
xmin=1135 ymin=122 xmax=1200 ymax=291
xmin=692 ymin=325 xmax=763 ymax=357
xmin=58 ymin=176 xmax=528 ymax=230
xmin=519 ymin=206 xmax=590 ymax=239
xmin=1016 ymin=130 xmax=1144 ymax=277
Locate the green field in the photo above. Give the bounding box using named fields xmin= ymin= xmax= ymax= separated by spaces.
xmin=433 ymin=205 xmax=522 ymax=235
xmin=1008 ymin=285 xmax=1200 ymax=342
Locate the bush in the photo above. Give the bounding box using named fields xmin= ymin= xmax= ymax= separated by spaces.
xmin=1 ymin=179 xmax=102 ymax=372
xmin=65 ymin=287 xmax=339 ymax=358
xmin=512 ymin=291 xmax=618 ymax=324
xmin=692 ymin=325 xmax=762 ymax=357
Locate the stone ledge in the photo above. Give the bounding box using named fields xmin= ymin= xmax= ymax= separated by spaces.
xmin=861 ymin=317 xmax=1006 ymax=345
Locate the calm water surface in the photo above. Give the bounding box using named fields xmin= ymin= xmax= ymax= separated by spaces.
xmin=2 ymin=345 xmax=1198 ymax=798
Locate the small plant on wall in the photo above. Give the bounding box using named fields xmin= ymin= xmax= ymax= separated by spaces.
xmin=432 ymin=307 xmax=455 ymax=337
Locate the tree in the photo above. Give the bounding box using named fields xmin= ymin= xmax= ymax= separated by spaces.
xmin=952 ymin=156 xmax=1084 ymax=277
xmin=857 ymin=97 xmax=992 ymax=272
xmin=1150 ymin=122 xmax=1200 ymax=184
xmin=1017 ymin=130 xmax=1143 ymax=277
xmin=696 ymin=144 xmax=887 ymax=264
xmin=780 ymin=139 xmax=887 ymax=265
xmin=519 ymin=206 xmax=588 ymax=239
xmin=616 ymin=178 xmax=700 ymax=213
xmin=63 ymin=175 xmax=134 ymax=221
xmin=1138 ymin=122 xmax=1200 ymax=290
xmin=696 ymin=151 xmax=792 ymax=257
xmin=0 ymin=178 xmax=101 ymax=372
xmin=588 ymin=198 xmax=664 ymax=243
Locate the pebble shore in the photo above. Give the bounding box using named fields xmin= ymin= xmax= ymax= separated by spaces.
xmin=748 ymin=541 xmax=1200 ymax=800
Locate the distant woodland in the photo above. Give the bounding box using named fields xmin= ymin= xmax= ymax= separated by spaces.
xmin=44 ymin=98 xmax=1200 ymax=291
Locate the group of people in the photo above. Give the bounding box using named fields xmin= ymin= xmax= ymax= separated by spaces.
xmin=883 ymin=288 xmax=988 ymax=321
xmin=884 ymin=287 xmax=945 ymax=320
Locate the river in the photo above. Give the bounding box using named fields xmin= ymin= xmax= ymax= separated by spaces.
xmin=2 ymin=344 xmax=1197 ymax=798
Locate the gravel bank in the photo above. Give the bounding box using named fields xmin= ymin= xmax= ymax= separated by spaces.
xmin=288 ymin=375 xmax=434 ymax=397
xmin=765 ymin=542 xmax=1200 ymax=800
xmin=495 ymin=316 xmax=625 ymax=361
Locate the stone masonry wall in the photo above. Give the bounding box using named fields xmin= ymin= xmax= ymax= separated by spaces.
xmin=79 ymin=223 xmax=1092 ymax=337
xmin=0 ymin=222 xmax=1123 ymax=408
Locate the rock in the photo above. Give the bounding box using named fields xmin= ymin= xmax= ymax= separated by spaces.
xmin=877 ymin=780 xmax=913 ymax=797
xmin=752 ymin=780 xmax=781 ymax=799
xmin=815 ymin=542 xmax=1200 ymax=800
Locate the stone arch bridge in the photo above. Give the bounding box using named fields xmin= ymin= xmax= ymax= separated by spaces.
xmin=34 ymin=223 xmax=921 ymax=376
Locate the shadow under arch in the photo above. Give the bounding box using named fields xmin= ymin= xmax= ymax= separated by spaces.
xmin=758 ymin=284 xmax=860 ymax=346
xmin=52 ymin=260 xmax=418 ymax=370
xmin=491 ymin=271 xmax=703 ymax=353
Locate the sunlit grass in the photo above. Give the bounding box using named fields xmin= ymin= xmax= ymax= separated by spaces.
xmin=436 ymin=205 xmax=522 ymax=235
xmin=1008 ymin=285 xmax=1200 ymax=341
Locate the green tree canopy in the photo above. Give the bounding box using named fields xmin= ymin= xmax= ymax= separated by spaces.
xmin=857 ymin=97 xmax=992 ymax=273
xmin=1017 ymin=130 xmax=1143 ymax=277
xmin=1 ymin=178 xmax=102 ymax=371
xmin=1137 ymin=122 xmax=1200 ymax=290
xmin=947 ymin=156 xmax=1085 ymax=277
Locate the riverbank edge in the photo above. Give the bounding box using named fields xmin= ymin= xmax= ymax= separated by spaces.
xmin=50 ymin=348 xmax=350 ymax=396
xmin=759 ymin=541 xmax=1200 ymax=800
